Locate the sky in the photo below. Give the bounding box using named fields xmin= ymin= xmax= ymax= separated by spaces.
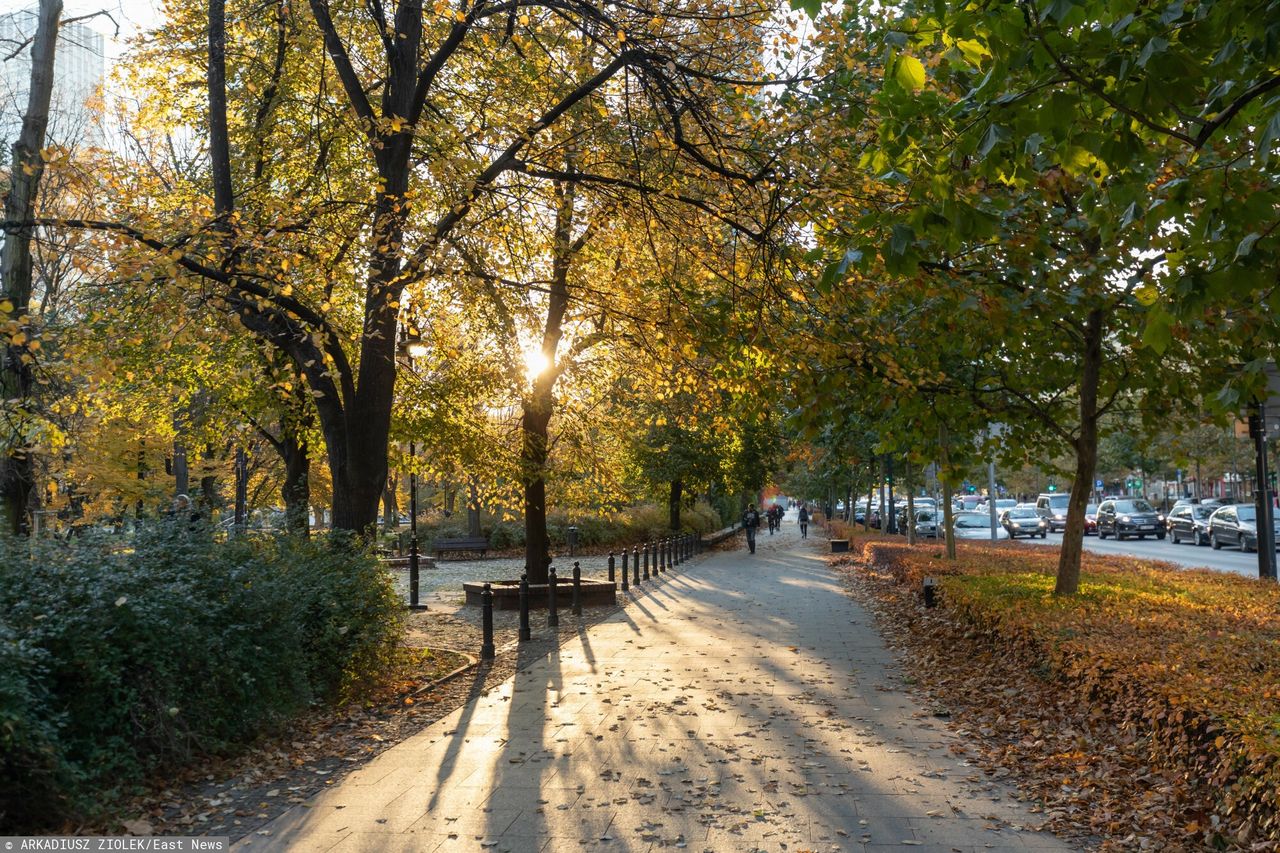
xmin=0 ymin=0 xmax=162 ymax=60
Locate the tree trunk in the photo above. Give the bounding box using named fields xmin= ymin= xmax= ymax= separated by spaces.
xmin=940 ymin=424 xmax=956 ymax=559
xmin=0 ymin=0 xmax=61 ymax=536
xmin=522 ymin=401 xmax=553 ymax=582
xmin=520 ymin=176 xmax=576 ymax=583
xmin=382 ymin=475 xmax=398 ymax=529
xmin=905 ymin=459 xmax=916 ymax=546
xmin=173 ymin=439 xmax=189 ymax=496
xmin=467 ymin=478 xmax=482 ymax=537
xmin=864 ymin=459 xmax=874 ymax=532
xmin=281 ymin=428 xmax=309 ymax=535
xmin=1054 ymin=307 xmax=1105 ymax=596
xmin=669 ymin=478 xmax=683 ymax=531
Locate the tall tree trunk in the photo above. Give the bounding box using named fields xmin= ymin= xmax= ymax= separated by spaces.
xmin=281 ymin=427 xmax=309 ymax=535
xmin=940 ymin=425 xmax=956 ymax=559
xmin=864 ymin=459 xmax=874 ymax=532
xmin=669 ymin=478 xmax=683 ymax=531
xmin=467 ymin=478 xmax=482 ymax=537
xmin=522 ymin=402 xmax=553 ymax=582
xmin=520 ymin=176 xmax=575 ymax=584
xmin=905 ymin=459 xmax=916 ymax=545
xmin=1054 ymin=307 xmax=1104 ymax=596
xmin=382 ymin=475 xmax=398 ymax=529
xmin=173 ymin=439 xmax=189 ymax=496
xmin=0 ymin=0 xmax=61 ymax=536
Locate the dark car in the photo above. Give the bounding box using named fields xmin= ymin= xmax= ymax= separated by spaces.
xmin=1000 ymin=506 xmax=1047 ymax=538
xmin=1096 ymin=498 xmax=1166 ymax=540
xmin=1209 ymin=504 xmax=1280 ymax=551
xmin=1035 ymin=493 xmax=1072 ymax=532
xmin=1167 ymin=504 xmax=1216 ymax=546
xmin=1083 ymin=503 xmax=1099 ymax=535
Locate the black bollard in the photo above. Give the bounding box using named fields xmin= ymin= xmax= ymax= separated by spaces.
xmin=519 ymin=573 xmax=531 ymax=641
xmin=608 ymin=552 xmax=616 ymax=583
xmin=621 ymin=549 xmax=630 ymax=591
xmin=572 ymin=561 xmax=582 ymax=616
xmin=676 ymin=535 xmax=683 ymax=565
xmin=548 ymin=565 xmax=560 ymax=627
xmin=643 ymin=542 xmax=650 ymax=581
xmin=481 ymin=583 xmax=496 ymax=660
xmin=633 ymin=546 xmax=640 ymax=586
xmin=660 ymin=538 xmax=667 ymax=572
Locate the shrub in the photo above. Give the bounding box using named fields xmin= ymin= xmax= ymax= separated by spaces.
xmin=0 ymin=523 xmax=402 ymax=831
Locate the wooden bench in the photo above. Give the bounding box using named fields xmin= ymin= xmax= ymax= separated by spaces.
xmin=433 ymin=536 xmax=491 ymax=557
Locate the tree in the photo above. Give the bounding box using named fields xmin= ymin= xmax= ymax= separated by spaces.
xmin=1 ymin=0 xmax=62 ymax=535
xmin=786 ymin=0 xmax=1246 ymax=593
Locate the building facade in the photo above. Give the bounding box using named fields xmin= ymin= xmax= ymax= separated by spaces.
xmin=0 ymin=6 xmax=105 ymax=149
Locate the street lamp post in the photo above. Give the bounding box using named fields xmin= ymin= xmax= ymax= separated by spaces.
xmin=400 ymin=331 xmax=431 ymax=611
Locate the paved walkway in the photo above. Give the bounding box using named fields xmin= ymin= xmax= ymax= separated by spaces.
xmin=236 ymin=512 xmax=1080 ymax=853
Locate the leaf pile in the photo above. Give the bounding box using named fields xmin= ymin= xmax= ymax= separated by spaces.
xmin=832 ymin=534 xmax=1280 ymax=850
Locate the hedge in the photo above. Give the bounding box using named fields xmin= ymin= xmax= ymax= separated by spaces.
xmin=0 ymin=523 xmax=403 ymax=831
xmin=840 ymin=534 xmax=1280 ymax=845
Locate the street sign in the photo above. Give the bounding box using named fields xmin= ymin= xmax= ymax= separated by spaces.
xmin=1095 ymin=479 xmax=1103 ymax=488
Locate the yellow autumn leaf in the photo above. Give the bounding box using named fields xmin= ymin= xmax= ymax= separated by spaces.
xmin=895 ymin=55 xmax=926 ymax=92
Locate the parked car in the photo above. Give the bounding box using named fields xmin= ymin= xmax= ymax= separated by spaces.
xmin=1035 ymin=493 xmax=1073 ymax=532
xmin=1000 ymin=506 xmax=1048 ymax=538
xmin=947 ymin=511 xmax=1010 ymax=540
xmin=1083 ymin=503 xmax=1099 ymax=535
xmin=1167 ymin=503 xmax=1216 ymax=546
xmin=913 ymin=509 xmax=941 ymax=538
xmin=1208 ymin=504 xmax=1280 ymax=552
xmin=1096 ymin=498 xmax=1166 ymax=540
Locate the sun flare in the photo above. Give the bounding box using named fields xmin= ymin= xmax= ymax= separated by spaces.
xmin=523 ymin=349 xmax=550 ymax=378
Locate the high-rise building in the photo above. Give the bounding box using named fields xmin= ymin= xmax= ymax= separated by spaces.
xmin=0 ymin=6 xmax=106 ymax=150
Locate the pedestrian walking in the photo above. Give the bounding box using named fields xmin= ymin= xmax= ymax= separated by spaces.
xmin=742 ymin=504 xmax=761 ymax=554
xmin=798 ymin=505 xmax=809 ymax=539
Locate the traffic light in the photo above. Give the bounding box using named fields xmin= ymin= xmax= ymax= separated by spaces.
xmin=967 ymin=485 xmax=976 ymax=494
xmin=1047 ymin=484 xmax=1056 ymax=492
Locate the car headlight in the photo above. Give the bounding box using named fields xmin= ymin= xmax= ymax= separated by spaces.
xmin=1119 ymin=515 xmax=1131 ymax=523
xmin=1011 ymin=522 xmax=1021 ymax=528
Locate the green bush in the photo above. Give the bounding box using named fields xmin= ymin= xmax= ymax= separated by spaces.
xmin=0 ymin=523 xmax=402 ymax=831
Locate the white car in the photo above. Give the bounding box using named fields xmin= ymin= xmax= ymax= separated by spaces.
xmin=946 ymin=511 xmax=1010 ymax=540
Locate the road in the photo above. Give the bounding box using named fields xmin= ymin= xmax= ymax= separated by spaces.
xmin=1022 ymin=530 xmax=1272 ymax=579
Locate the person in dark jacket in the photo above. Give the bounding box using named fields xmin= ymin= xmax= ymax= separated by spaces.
xmin=797 ymin=505 xmax=809 ymax=538
xmin=742 ymin=504 xmax=761 ymax=553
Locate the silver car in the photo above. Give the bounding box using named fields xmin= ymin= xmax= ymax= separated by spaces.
xmin=947 ymin=511 xmax=1010 ymax=540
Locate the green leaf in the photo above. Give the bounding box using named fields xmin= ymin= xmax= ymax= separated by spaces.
xmin=1136 ymin=37 xmax=1168 ymax=69
xmin=1235 ymin=232 xmax=1262 ymax=260
xmin=895 ymin=55 xmax=926 ymax=92
xmin=789 ymin=0 xmax=822 ymax=17
xmin=955 ymin=39 xmax=989 ymax=66
xmin=889 ymin=223 xmax=915 ymax=256
xmin=978 ymin=123 xmax=1008 ymax=158
xmin=1259 ymin=112 xmax=1280 ymax=165
xmin=1141 ymin=309 xmax=1173 ymax=354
